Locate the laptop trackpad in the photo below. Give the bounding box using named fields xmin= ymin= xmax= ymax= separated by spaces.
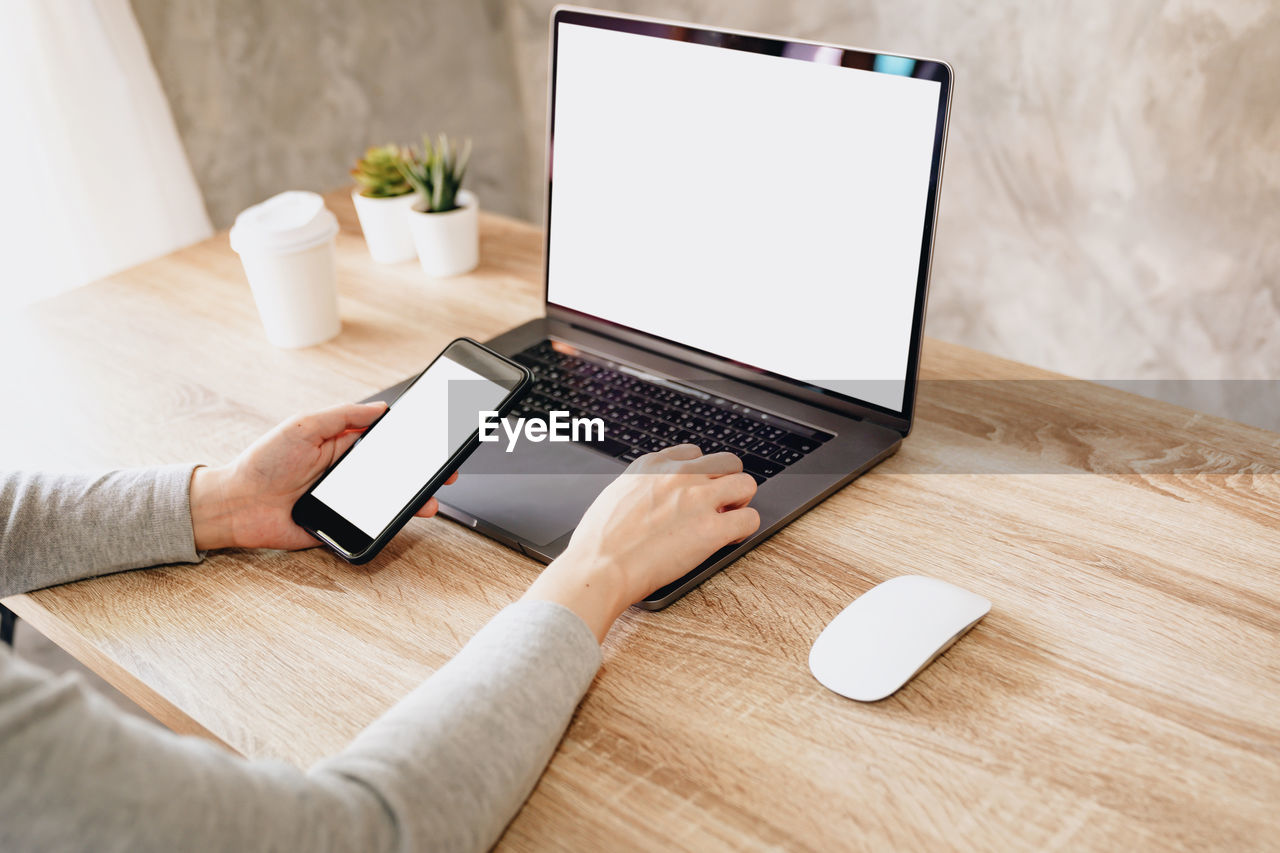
xmin=440 ymin=439 xmax=624 ymax=547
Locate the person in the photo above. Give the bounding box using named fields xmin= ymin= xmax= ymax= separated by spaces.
xmin=0 ymin=401 xmax=760 ymax=852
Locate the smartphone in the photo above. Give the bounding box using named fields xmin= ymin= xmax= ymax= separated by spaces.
xmin=292 ymin=337 xmax=531 ymax=564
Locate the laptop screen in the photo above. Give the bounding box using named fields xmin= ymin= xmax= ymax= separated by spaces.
xmin=545 ymin=16 xmax=947 ymax=416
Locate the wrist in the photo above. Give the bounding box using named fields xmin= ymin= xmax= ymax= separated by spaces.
xmin=522 ymin=552 xmax=630 ymax=643
xmin=189 ymin=465 xmax=238 ymax=551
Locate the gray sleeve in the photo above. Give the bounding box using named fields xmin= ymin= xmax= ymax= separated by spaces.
xmin=0 ymin=466 xmax=202 ymax=598
xmin=0 ymin=598 xmax=602 ymax=853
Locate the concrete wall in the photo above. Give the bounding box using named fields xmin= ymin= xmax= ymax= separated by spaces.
xmin=132 ymin=0 xmax=531 ymax=228
xmin=133 ymin=0 xmax=1280 ymax=413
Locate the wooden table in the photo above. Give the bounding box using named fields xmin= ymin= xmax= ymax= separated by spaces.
xmin=4 ymin=190 xmax=1278 ymax=851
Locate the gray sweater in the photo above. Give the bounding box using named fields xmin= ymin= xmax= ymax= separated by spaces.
xmin=0 ymin=466 xmax=603 ymax=852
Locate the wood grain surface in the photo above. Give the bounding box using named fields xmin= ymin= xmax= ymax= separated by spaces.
xmin=3 ymin=190 xmax=1277 ymax=851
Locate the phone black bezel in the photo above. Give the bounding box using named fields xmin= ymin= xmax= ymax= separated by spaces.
xmin=291 ymin=337 xmax=532 ymax=564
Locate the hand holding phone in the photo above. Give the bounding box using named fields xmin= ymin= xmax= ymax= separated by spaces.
xmin=292 ymin=338 xmax=531 ymax=563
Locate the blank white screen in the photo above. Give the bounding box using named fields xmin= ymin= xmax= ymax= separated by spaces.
xmin=547 ymin=24 xmax=941 ymax=412
xmin=312 ymin=356 xmax=507 ymax=537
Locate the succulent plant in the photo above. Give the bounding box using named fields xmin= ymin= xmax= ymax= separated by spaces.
xmin=351 ymin=144 xmax=414 ymax=198
xmin=398 ymin=134 xmax=472 ymax=213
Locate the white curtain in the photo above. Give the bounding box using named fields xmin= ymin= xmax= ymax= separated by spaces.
xmin=0 ymin=0 xmax=212 ymax=308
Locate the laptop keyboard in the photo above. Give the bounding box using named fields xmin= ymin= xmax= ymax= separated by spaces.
xmin=509 ymin=340 xmax=834 ymax=483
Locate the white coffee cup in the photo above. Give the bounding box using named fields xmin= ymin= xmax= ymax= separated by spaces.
xmin=229 ymin=191 xmax=341 ymax=348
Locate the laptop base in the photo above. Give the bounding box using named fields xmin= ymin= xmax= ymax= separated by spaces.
xmin=367 ymin=317 xmax=903 ymax=609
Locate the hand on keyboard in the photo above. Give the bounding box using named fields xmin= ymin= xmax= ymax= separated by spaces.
xmin=521 ymin=443 xmax=760 ymax=641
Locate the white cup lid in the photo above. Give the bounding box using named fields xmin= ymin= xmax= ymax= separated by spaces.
xmin=229 ymin=191 xmax=339 ymax=256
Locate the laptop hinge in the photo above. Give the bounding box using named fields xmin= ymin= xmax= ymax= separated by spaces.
xmin=551 ymin=312 xmax=910 ymax=433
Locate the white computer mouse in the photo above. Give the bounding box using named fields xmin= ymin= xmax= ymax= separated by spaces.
xmin=809 ymin=575 xmax=991 ymax=702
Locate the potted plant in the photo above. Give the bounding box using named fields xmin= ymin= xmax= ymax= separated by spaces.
xmin=399 ymin=134 xmax=478 ymax=277
xmin=350 ymin=144 xmax=419 ymax=264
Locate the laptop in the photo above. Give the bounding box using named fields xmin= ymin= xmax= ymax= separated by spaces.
xmin=372 ymin=7 xmax=953 ymax=608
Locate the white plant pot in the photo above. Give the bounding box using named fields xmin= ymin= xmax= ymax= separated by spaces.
xmin=352 ymin=189 xmax=420 ymax=263
xmin=406 ymin=190 xmax=479 ymax=277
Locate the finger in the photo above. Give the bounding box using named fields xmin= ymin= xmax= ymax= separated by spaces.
xmin=679 ymin=450 xmax=742 ymax=477
xmin=330 ymin=430 xmax=364 ymax=460
xmin=443 ymin=472 xmax=458 ymax=486
xmin=629 ymin=443 xmax=700 ymax=472
xmin=708 ymin=471 xmax=757 ymax=509
xmin=718 ymin=505 xmax=761 ymax=544
xmin=414 ymin=496 xmax=440 ymax=518
xmin=290 ymin=402 xmax=387 ymax=444
xmin=656 ymin=443 xmax=701 ymax=461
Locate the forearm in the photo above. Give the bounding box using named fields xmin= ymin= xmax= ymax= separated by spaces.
xmin=0 ymin=599 xmax=601 ymax=852
xmin=0 ymin=466 xmax=202 ymax=598
xmin=522 ymin=552 xmax=629 ymax=643
xmin=318 ymin=600 xmax=602 ymax=851
xmin=188 ymin=464 xmax=245 ymax=551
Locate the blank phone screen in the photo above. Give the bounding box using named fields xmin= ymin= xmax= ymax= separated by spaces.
xmin=311 ymin=354 xmax=510 ymax=537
